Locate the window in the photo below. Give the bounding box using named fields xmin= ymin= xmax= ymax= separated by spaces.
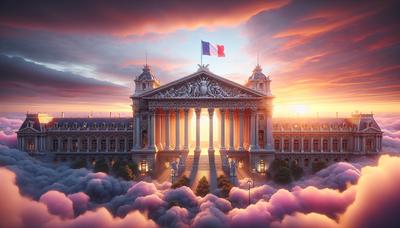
xmin=82 ymin=139 xmax=88 ymax=151
xmin=323 ymin=139 xmax=328 ymax=151
xmin=342 ymin=139 xmax=348 ymax=151
xmin=313 ymin=139 xmax=319 ymax=151
xmin=294 ymin=139 xmax=299 ymax=151
xmin=52 ymin=139 xmax=58 ymax=151
xmin=333 ymin=139 xmax=338 ymax=151
xmin=304 ymin=140 xmax=309 ymax=151
xmin=101 ymin=139 xmax=106 ymax=151
xmin=274 ymin=139 xmax=280 ymax=150
xmin=284 ymin=139 xmax=289 ymax=151
xmin=110 ymin=139 xmax=116 ymax=151
xmin=119 ymin=139 xmax=125 ymax=151
xmin=366 ymin=139 xmax=373 ymax=151
xmin=259 ymin=83 xmax=264 ymax=89
xmin=142 ymin=83 xmax=146 ymax=90
xmin=91 ymin=139 xmax=97 ymax=151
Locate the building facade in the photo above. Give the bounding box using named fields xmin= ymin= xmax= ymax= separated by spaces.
xmin=17 ymin=64 xmax=382 ymax=175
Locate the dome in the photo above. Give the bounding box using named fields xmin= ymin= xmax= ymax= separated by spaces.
xmin=137 ymin=64 xmax=158 ymax=81
xmin=249 ymin=64 xmax=268 ymax=81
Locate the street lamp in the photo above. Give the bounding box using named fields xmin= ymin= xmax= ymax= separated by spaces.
xmin=252 ymin=168 xmax=256 ymax=187
xmin=171 ymin=168 xmax=175 ymax=184
xmin=247 ymin=179 xmax=253 ymax=206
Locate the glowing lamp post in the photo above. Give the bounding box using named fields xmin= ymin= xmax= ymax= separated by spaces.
xmin=247 ymin=179 xmax=253 ymax=206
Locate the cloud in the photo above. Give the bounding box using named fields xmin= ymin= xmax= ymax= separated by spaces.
xmin=244 ymin=0 xmax=400 ymax=108
xmin=1 ymin=146 xmax=400 ymax=227
xmin=0 ymin=54 xmax=131 ymax=112
xmin=0 ymin=0 xmax=289 ymax=35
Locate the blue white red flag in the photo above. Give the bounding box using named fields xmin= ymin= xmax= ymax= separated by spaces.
xmin=202 ymin=40 xmax=225 ymax=57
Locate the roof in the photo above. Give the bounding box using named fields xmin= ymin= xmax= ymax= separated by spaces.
xmin=248 ymin=65 xmax=268 ymax=81
xmin=136 ymin=67 xmax=270 ymax=99
xmin=136 ymin=64 xmax=158 ymax=81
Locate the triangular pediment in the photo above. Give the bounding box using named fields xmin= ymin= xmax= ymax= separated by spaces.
xmin=18 ymin=127 xmax=40 ymax=134
xmin=361 ymin=127 xmax=381 ymax=133
xmin=140 ymin=70 xmax=265 ymax=99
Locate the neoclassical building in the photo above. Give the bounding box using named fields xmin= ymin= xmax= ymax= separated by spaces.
xmin=17 ymin=64 xmax=382 ymax=175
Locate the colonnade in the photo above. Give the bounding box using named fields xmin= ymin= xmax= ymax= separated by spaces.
xmin=274 ymin=134 xmax=381 ymax=153
xmin=134 ymin=107 xmax=274 ymax=153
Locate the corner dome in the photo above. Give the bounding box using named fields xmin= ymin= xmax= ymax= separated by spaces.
xmin=137 ymin=64 xmax=158 ymax=81
xmin=249 ymin=64 xmax=268 ymax=81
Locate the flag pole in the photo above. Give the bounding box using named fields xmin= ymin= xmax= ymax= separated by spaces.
xmin=200 ymin=40 xmax=203 ymax=66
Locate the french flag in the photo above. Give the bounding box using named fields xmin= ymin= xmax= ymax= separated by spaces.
xmin=202 ymin=40 xmax=225 ymax=57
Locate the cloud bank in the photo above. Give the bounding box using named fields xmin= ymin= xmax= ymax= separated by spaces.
xmin=1 ymin=145 xmax=400 ymax=227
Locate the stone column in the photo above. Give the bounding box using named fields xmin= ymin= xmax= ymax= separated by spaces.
xmin=375 ymin=136 xmax=379 ymax=152
xmin=238 ymin=109 xmax=244 ymax=150
xmin=265 ymin=110 xmax=274 ymax=150
xmin=310 ymin=137 xmax=314 ymax=152
xmin=21 ymin=137 xmax=25 ymax=151
xmin=148 ymin=110 xmax=156 ymax=150
xmin=86 ymin=137 xmax=90 ymax=152
xmin=300 ymin=136 xmax=304 ymax=152
xmin=320 ymin=138 xmax=324 ymax=152
xmin=96 ymin=137 xmax=100 ymax=152
xmin=135 ymin=112 xmax=141 ymax=149
xmin=291 ymin=137 xmax=294 ymax=152
xmin=106 ymin=137 xmax=109 ymax=152
xmin=208 ymin=108 xmax=214 ymax=152
xmin=165 ymin=109 xmax=170 ymax=150
xmin=340 ymin=137 xmax=343 ymax=152
xmin=229 ymin=109 xmax=235 ymax=151
xmin=362 ymin=137 xmax=366 ymax=153
xmin=184 ymin=109 xmax=189 ymax=150
xmin=175 ymin=109 xmax=180 ymax=151
xmin=115 ymin=139 xmax=118 ymax=152
xmin=220 ymin=109 xmax=226 ymax=150
xmin=34 ymin=136 xmax=38 ymax=152
xmin=195 ymin=108 xmax=201 ymax=153
xmin=77 ymin=137 xmax=81 ymax=152
xmin=281 ymin=137 xmax=284 ymax=152
xmin=124 ymin=137 xmax=128 ymax=152
xmin=66 ymin=137 xmax=71 ymax=152
xmin=255 ymin=112 xmax=259 ymax=149
xmin=330 ymin=137 xmax=333 ymax=152
xmin=249 ymin=109 xmax=256 ymax=150
xmin=57 ymin=137 xmax=61 ymax=152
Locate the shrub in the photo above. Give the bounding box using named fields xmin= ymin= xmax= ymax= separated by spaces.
xmin=273 ymin=167 xmax=292 ymax=184
xmin=290 ymin=161 xmax=304 ymax=180
xmin=171 ymin=175 xmax=190 ymax=189
xmin=217 ymin=175 xmax=233 ymax=198
xmin=94 ymin=159 xmax=109 ymax=173
xmin=71 ymin=159 xmax=87 ymax=169
xmin=196 ymin=176 xmax=210 ymax=197
xmin=312 ymin=161 xmax=327 ymax=173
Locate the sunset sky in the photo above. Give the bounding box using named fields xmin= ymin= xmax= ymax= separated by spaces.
xmin=0 ymin=0 xmax=399 ymax=117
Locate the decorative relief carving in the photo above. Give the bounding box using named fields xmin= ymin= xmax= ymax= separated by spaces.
xmin=154 ymin=76 xmax=252 ymax=98
xmin=148 ymin=100 xmax=259 ymax=110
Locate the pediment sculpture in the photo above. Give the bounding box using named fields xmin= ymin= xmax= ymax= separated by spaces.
xmin=154 ymin=76 xmax=252 ymax=98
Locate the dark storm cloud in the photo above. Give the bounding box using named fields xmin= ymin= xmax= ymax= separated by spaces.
xmin=0 ymin=0 xmax=289 ymax=35
xmin=0 ymin=54 xmax=130 ymax=104
xmin=244 ymin=0 xmax=400 ymax=104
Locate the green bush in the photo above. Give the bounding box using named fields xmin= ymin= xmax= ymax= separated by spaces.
xmin=312 ymin=161 xmax=327 ymax=173
xmin=290 ymin=161 xmax=304 ymax=180
xmin=217 ymin=175 xmax=233 ymax=198
xmin=94 ymin=159 xmax=109 ymax=174
xmin=273 ymin=167 xmax=292 ymax=184
xmin=196 ymin=176 xmax=210 ymax=197
xmin=171 ymin=175 xmax=190 ymax=189
xmin=71 ymin=159 xmax=87 ymax=169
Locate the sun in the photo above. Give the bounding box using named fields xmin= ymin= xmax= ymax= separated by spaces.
xmin=292 ymin=104 xmax=309 ymax=116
